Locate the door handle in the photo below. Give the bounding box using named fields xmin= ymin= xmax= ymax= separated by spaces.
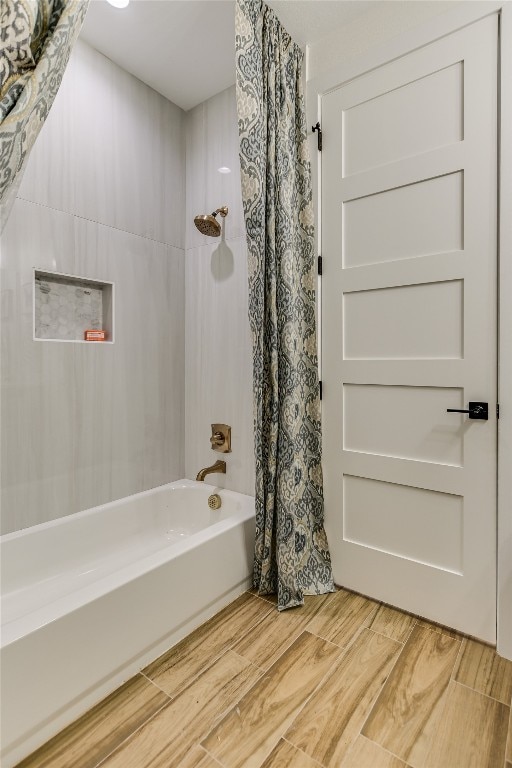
xmin=447 ymin=401 xmax=488 ymax=420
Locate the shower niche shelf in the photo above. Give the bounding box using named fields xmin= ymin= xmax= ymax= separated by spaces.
xmin=33 ymin=270 xmax=114 ymax=343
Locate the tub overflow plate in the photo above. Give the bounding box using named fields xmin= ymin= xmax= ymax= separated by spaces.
xmin=208 ymin=493 xmax=222 ymax=510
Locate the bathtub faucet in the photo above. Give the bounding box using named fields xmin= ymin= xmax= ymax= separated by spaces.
xmin=196 ymin=459 xmax=226 ymax=481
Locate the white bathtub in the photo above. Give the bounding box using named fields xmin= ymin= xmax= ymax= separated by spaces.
xmin=0 ymin=479 xmax=255 ymax=767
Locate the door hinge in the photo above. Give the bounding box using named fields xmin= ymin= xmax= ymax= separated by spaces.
xmin=312 ymin=122 xmax=322 ymax=151
xmin=319 ymin=381 xmax=323 ymax=401
xmin=497 ymin=403 xmax=500 ymax=419
xmin=318 ymin=255 xmax=323 ymax=275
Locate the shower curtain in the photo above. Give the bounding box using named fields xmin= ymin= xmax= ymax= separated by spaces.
xmin=235 ymin=0 xmax=335 ymax=609
xmin=0 ymin=0 xmax=88 ymax=230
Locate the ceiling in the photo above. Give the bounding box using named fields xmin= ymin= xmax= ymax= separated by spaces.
xmin=80 ymin=0 xmax=379 ymax=111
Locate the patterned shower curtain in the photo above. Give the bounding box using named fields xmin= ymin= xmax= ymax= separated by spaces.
xmin=0 ymin=0 xmax=88 ymax=230
xmin=235 ymin=0 xmax=335 ymax=610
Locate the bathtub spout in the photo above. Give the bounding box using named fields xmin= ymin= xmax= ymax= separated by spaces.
xmin=196 ymin=460 xmax=226 ymax=481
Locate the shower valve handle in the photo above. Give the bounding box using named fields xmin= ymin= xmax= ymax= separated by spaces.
xmin=210 ymin=431 xmax=225 ymax=446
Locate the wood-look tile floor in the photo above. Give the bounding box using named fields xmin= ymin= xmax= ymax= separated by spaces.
xmin=18 ymin=588 xmax=512 ymax=768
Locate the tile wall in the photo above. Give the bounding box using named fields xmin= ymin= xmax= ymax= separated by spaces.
xmin=0 ymin=40 xmax=186 ymax=534
xmin=18 ymin=39 xmax=185 ymax=246
xmin=1 ymin=51 xmax=253 ymax=535
xmin=185 ymin=86 xmax=254 ymax=496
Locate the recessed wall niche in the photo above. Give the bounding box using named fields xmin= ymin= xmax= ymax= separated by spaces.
xmin=34 ymin=270 xmax=114 ymax=343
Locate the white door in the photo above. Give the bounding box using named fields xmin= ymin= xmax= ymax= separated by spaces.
xmin=321 ymin=15 xmax=498 ymax=642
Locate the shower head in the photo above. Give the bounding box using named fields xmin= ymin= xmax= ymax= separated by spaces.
xmin=194 ymin=206 xmax=228 ymax=237
xmin=194 ymin=214 xmax=221 ymax=237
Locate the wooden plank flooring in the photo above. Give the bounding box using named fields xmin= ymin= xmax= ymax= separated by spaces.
xmin=142 ymin=592 xmax=272 ymax=697
xmin=202 ymin=631 xmax=343 ymax=767
xmin=101 ymin=651 xmax=262 ymax=768
xmin=361 ymin=626 xmax=461 ymax=767
xmin=17 ymin=588 xmax=512 ymax=768
xmin=453 ymin=637 xmax=512 ymax=704
xmin=284 ymin=629 xmax=401 ymax=766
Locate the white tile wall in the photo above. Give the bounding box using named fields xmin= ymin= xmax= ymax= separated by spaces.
xmin=73 ymin=218 xmax=185 ymax=512
xmin=184 ymin=86 xmax=254 ymax=496
xmin=1 ymin=42 xmax=186 ymax=534
xmin=1 ymin=200 xmax=79 ymax=532
xmin=19 ymin=40 xmax=185 ymax=248
xmin=1 ymin=49 xmax=253 ymax=534
xmin=185 ymin=236 xmax=254 ymax=495
xmin=186 ymin=86 xmax=246 ymax=249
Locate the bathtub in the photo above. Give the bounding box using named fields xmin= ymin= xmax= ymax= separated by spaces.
xmin=0 ymin=479 xmax=255 ymax=767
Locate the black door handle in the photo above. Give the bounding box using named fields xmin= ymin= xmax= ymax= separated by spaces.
xmin=447 ymin=401 xmax=488 ymax=420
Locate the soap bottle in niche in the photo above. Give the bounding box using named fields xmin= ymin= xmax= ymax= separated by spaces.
xmin=84 ymin=329 xmax=107 ymax=341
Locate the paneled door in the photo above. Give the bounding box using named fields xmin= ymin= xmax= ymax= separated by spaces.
xmin=321 ymin=15 xmax=498 ymax=642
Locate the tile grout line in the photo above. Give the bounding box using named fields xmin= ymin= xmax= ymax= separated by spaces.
xmin=281 ymin=631 xmax=357 ymax=758
xmin=201 ymin=629 xmax=349 ymax=767
xmin=144 ymin=594 xmax=273 ymax=699
xmin=190 ymin=234 xmax=248 ymax=254
xmin=301 ymin=602 xmax=385 ymax=662
xmin=358 ymin=734 xmax=413 ymax=767
xmin=452 ymin=678 xmax=512 ymax=707
xmin=139 ymin=671 xmax=175 ymax=700
xmin=281 ymin=736 xmax=327 ymax=767
xmin=364 ymin=624 xmax=415 ymax=647
xmin=208 ymin=596 xmax=275 ymax=664
xmin=335 ymin=623 xmax=370 ymax=654
xmin=194 ymin=659 xmax=268 ymax=760
xmin=199 ymin=743 xmax=230 ymax=767
xmin=246 ymin=589 xmax=277 ymax=606
xmin=341 ymin=635 xmax=410 ymax=768
xmin=450 ymin=636 xmax=466 ymax=684
xmin=229 ymin=648 xmax=268 ymax=674
xmin=16 ymin=195 xmax=185 ymax=251
xmin=302 ymin=598 xmax=380 ymax=653
xmin=393 ymin=630 xmax=465 ymax=768
xmin=144 ymin=655 xmax=218 ymax=701
xmin=234 ymin=594 xmax=346 ymax=673
xmin=450 ymin=636 xmax=512 ymax=706
xmin=97 ymin=650 xmax=262 ymax=768
xmin=340 ymin=587 xmax=470 ymax=645
xmin=239 ymin=627 xmax=307 ymax=671
xmin=101 ymin=649 xmax=265 ymax=768
xmin=402 ymin=619 xmax=420 ymax=645
xmin=93 ymin=696 xmax=172 ymax=768
xmin=360 ymin=601 xmax=381 ymax=633
xmin=333 ymin=735 xmax=361 ymax=768
xmin=356 ymin=622 xmax=416 ymax=744
xmin=135 ymin=601 xmax=275 ymax=756
xmin=284 ymin=620 xmax=413 ymax=764
xmin=417 ymin=621 xmax=467 ymax=643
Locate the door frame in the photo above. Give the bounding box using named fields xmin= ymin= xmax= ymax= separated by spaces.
xmin=307 ymin=0 xmax=512 ymax=660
